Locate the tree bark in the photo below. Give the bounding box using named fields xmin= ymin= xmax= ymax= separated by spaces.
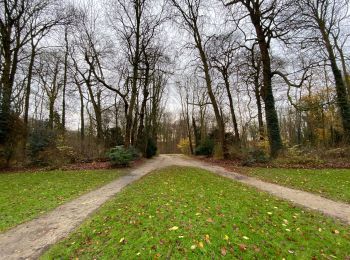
xmin=196 ymin=35 xmax=225 ymax=158
xmin=252 ymin=19 xmax=283 ymax=157
xmin=222 ymin=70 xmax=240 ymax=142
xmin=61 ymin=28 xmax=69 ymax=132
xmin=125 ymin=0 xmax=142 ymax=148
xmin=319 ymin=24 xmax=350 ymax=140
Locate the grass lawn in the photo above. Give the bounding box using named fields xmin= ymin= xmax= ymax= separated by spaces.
xmin=244 ymin=168 xmax=350 ymax=203
xmin=43 ymin=167 xmax=350 ymax=259
xmin=0 ymin=169 xmax=124 ymax=232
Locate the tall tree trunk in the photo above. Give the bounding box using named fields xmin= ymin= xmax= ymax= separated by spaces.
xmin=222 ymin=71 xmax=240 ymax=142
xmin=24 ymin=45 xmax=36 ymax=127
xmin=76 ymin=81 xmax=85 ymax=143
xmin=320 ymin=26 xmax=350 ymax=140
xmin=136 ymin=54 xmax=150 ymax=153
xmin=253 ymin=22 xmax=283 ymax=157
xmin=22 ymin=41 xmax=36 ymax=157
xmin=185 ymin=100 xmax=194 ymax=155
xmin=192 ymin=116 xmax=200 ymax=148
xmin=95 ymin=91 xmax=103 ymax=141
xmin=125 ymin=1 xmax=141 ymax=147
xmin=61 ymin=28 xmax=69 ymax=132
xmin=0 ymin=28 xmax=17 ymax=144
xmin=254 ymin=75 xmax=264 ymax=140
xmin=86 ymin=82 xmax=103 ymax=140
xmin=48 ymin=61 xmax=60 ymax=130
xmin=196 ymin=36 xmax=225 ymax=158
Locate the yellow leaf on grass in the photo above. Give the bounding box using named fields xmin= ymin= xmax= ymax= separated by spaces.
xmin=224 ymin=235 xmax=229 ymax=241
xmin=168 ymin=226 xmax=179 ymax=231
xmin=119 ymin=237 xmax=125 ymax=243
xmin=198 ymin=241 xmax=204 ymax=248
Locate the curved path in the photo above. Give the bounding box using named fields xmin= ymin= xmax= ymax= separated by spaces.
xmin=0 ymin=154 xmax=349 ymax=259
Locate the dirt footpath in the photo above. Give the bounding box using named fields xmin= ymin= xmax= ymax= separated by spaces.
xmin=0 ymin=154 xmax=349 ymax=260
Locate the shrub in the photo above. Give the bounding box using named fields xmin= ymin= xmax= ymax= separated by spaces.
xmin=0 ymin=113 xmax=26 ymax=167
xmin=145 ymin=138 xmax=157 ymax=158
xmin=177 ymin=138 xmax=191 ymax=155
xmin=272 ymin=145 xmax=323 ymax=166
xmin=195 ymin=138 xmax=214 ymax=156
xmin=56 ymin=145 xmax=78 ymax=164
xmin=28 ymin=125 xmax=56 ymax=165
xmin=242 ymin=147 xmax=269 ymax=166
xmin=108 ymin=146 xmax=134 ymax=167
xmin=128 ymin=146 xmax=141 ymax=160
xmin=227 ymin=145 xmax=243 ymax=160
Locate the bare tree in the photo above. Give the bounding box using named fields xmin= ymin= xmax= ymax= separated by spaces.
xmin=224 ymin=0 xmax=296 ymax=157
xmin=296 ymin=0 xmax=350 ymax=140
xmin=171 ymin=0 xmax=226 ymax=158
xmin=208 ymin=33 xmax=240 ymax=142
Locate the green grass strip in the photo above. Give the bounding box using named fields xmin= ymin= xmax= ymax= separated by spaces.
xmin=43 ymin=166 xmax=350 ymax=259
xmin=245 ymin=168 xmax=350 ymax=203
xmin=0 ymin=169 xmax=123 ymax=232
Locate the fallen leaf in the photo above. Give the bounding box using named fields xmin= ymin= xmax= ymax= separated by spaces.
xmin=168 ymin=226 xmax=179 ymax=231
xmin=221 ymin=247 xmax=227 ymax=256
xmin=198 ymin=241 xmax=204 ymax=248
xmin=206 ymin=218 xmax=214 ymax=223
xmin=243 ymin=236 xmax=249 ymax=240
xmin=191 ymin=245 xmax=196 ymax=250
xmin=239 ymin=244 xmax=247 ymax=251
xmin=224 ymin=234 xmax=229 ymax=241
xmin=333 ymin=230 xmax=340 ymax=234
xmin=253 ymin=245 xmax=260 ymax=252
xmin=119 ymin=237 xmax=125 ymax=243
xmin=205 ymin=234 xmax=210 ymax=243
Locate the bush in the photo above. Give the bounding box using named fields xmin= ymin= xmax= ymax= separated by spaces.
xmin=108 ymin=146 xmax=134 ymax=167
xmin=128 ymin=146 xmax=141 ymax=160
xmin=28 ymin=125 xmax=56 ymax=165
xmin=0 ymin=113 xmax=26 ymax=167
xmin=145 ymin=138 xmax=157 ymax=158
xmin=195 ymin=138 xmax=214 ymax=156
xmin=177 ymin=138 xmax=191 ymax=155
xmin=56 ymin=145 xmax=78 ymax=164
xmin=242 ymin=147 xmax=269 ymax=166
xmin=227 ymin=145 xmax=243 ymax=160
xmin=272 ymin=145 xmax=323 ymax=166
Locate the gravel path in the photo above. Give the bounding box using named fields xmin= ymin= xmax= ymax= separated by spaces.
xmin=0 ymin=154 xmax=349 ymax=259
